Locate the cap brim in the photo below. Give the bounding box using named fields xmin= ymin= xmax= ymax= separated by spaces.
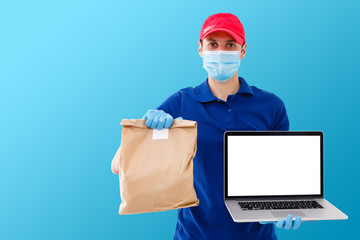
xmin=202 ymin=28 xmax=244 ymax=45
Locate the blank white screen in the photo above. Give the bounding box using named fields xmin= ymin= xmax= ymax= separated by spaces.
xmin=227 ymin=135 xmax=321 ymax=196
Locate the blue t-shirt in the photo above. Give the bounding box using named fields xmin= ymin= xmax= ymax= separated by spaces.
xmin=156 ymin=77 xmax=289 ymax=240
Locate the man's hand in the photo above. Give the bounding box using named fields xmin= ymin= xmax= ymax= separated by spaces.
xmin=260 ymin=214 xmax=302 ymax=230
xmin=142 ymin=109 xmax=176 ymax=129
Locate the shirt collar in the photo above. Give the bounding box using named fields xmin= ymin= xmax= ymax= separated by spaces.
xmin=195 ymin=77 xmax=254 ymax=103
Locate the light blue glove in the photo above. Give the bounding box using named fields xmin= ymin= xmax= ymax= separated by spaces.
xmin=260 ymin=214 xmax=302 ymax=230
xmin=142 ymin=109 xmax=182 ymax=129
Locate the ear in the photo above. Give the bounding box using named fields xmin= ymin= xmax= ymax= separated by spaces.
xmin=240 ymin=43 xmax=247 ymax=59
xmin=198 ymin=41 xmax=203 ymax=58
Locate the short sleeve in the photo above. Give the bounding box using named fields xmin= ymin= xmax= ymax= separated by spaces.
xmin=272 ymin=98 xmax=290 ymax=131
xmin=156 ymin=91 xmax=182 ymax=119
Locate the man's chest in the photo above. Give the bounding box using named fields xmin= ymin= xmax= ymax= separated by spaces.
xmin=181 ymin=99 xmax=273 ymax=132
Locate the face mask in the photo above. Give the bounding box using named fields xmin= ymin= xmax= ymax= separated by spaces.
xmin=202 ymin=50 xmax=241 ymax=82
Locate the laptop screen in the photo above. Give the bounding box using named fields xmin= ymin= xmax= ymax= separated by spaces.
xmin=226 ymin=132 xmax=322 ymax=197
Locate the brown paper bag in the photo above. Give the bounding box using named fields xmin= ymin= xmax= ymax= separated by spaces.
xmin=114 ymin=119 xmax=199 ymax=215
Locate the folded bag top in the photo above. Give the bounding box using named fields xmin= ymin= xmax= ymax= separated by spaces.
xmin=116 ymin=119 xmax=199 ymax=215
xmin=120 ymin=119 xmax=197 ymax=128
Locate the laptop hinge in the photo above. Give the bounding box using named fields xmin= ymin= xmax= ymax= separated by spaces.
xmin=227 ymin=196 xmax=323 ymax=201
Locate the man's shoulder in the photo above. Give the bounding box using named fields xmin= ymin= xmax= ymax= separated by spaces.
xmin=161 ymin=86 xmax=196 ymax=103
xmin=173 ymin=86 xmax=197 ymax=97
xmin=250 ymin=85 xmax=285 ymax=105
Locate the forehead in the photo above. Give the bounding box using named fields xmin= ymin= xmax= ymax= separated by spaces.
xmin=203 ymin=31 xmax=235 ymax=41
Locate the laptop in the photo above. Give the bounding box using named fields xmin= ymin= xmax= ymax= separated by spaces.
xmin=224 ymin=131 xmax=348 ymax=222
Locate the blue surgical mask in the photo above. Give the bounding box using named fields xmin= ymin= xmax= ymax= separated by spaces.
xmin=202 ymin=50 xmax=241 ymax=82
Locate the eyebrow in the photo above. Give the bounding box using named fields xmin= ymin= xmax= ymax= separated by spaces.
xmin=207 ymin=38 xmax=237 ymax=43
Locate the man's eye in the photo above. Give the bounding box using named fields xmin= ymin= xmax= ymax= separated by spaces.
xmin=227 ymin=43 xmax=236 ymax=48
xmin=209 ymin=42 xmax=217 ymax=47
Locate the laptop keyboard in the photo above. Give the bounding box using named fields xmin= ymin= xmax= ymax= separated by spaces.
xmin=238 ymin=200 xmax=324 ymax=210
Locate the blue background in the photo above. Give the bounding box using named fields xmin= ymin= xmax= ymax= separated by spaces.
xmin=0 ymin=0 xmax=359 ymax=239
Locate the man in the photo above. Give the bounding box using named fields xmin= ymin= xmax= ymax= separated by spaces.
xmin=112 ymin=13 xmax=301 ymax=239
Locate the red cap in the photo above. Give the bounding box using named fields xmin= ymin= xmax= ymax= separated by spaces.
xmin=200 ymin=13 xmax=245 ymax=45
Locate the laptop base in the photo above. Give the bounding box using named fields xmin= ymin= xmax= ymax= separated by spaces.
xmin=225 ymin=198 xmax=348 ymax=222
